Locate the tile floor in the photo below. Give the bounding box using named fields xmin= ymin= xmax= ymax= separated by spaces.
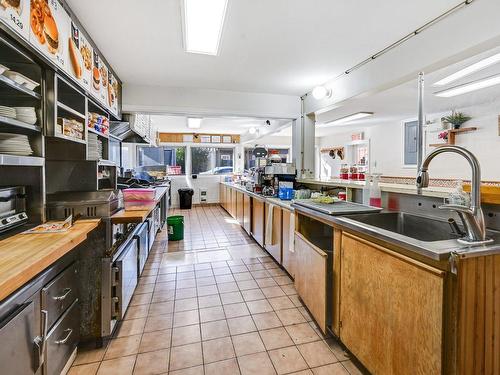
xmin=69 ymin=206 xmax=365 ymax=375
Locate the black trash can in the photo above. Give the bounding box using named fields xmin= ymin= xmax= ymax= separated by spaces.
xmin=178 ymin=188 xmax=194 ymax=209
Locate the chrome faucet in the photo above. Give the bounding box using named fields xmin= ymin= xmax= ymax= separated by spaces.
xmin=416 ymin=145 xmax=490 ymax=245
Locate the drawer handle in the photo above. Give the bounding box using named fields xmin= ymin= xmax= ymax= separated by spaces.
xmin=55 ymin=328 xmax=73 ymax=345
xmin=53 ymin=288 xmax=72 ymax=301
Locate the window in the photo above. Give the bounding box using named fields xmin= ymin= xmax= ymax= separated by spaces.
xmin=244 ymin=147 xmax=290 ymax=170
xmin=403 ymin=120 xmax=418 ymax=166
xmin=137 ymin=146 xmax=186 ymax=175
xmin=191 ymin=147 xmax=234 ymax=174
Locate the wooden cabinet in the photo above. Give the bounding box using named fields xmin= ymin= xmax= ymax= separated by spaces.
xmin=294 ymin=232 xmax=328 ymax=333
xmin=264 ymin=203 xmax=282 ymax=263
xmin=243 ymin=194 xmax=251 ymax=234
xmin=281 ymin=208 xmax=295 ymax=278
xmin=219 ymin=184 xmax=225 ymax=210
xmin=340 ymin=233 xmax=444 ymax=375
xmin=236 ymin=191 xmax=244 ymax=225
xmin=252 ymin=198 xmax=265 ymax=247
xmin=230 ymin=188 xmax=237 ymax=219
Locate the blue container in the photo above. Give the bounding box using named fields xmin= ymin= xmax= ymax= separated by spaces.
xmin=279 ymin=187 xmax=294 ymax=200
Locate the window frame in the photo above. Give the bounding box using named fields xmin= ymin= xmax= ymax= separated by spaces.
xmin=190 ymin=144 xmax=235 ymax=175
xmin=136 ymin=145 xmax=187 ymax=175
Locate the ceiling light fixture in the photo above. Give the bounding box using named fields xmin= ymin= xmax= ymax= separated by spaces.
xmin=312 ymin=86 xmax=332 ymax=100
xmin=182 ymin=0 xmax=228 ymax=55
xmin=318 ymin=112 xmax=374 ymax=127
xmin=434 ymin=74 xmax=500 ymax=97
xmin=187 ymin=118 xmax=202 ymax=129
xmin=434 ymin=52 xmax=500 ymax=86
xmin=248 ymin=127 xmax=257 ymax=135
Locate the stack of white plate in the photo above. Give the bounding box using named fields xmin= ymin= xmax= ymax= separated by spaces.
xmin=14 ymin=107 xmax=37 ymax=125
xmin=88 ymin=133 xmax=103 ymax=160
xmin=0 ymin=133 xmax=34 ymax=156
xmin=0 ymin=105 xmax=16 ymax=119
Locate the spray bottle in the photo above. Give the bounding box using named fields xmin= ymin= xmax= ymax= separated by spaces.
xmin=362 ymin=175 xmax=371 ymax=206
xmin=369 ymin=174 xmax=382 ymax=208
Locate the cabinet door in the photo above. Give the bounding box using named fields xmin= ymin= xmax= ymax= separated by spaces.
xmin=231 ymin=189 xmax=237 ymax=218
xmin=219 ymin=184 xmax=225 ymax=210
xmin=236 ymin=192 xmax=244 ymax=225
xmin=243 ymin=194 xmax=251 ymax=234
xmin=281 ymin=209 xmax=295 ymax=278
xmin=264 ymin=204 xmax=282 ymax=264
xmin=340 ymin=233 xmax=444 ymax=375
xmin=294 ymin=232 xmax=327 ymax=333
xmin=252 ymin=199 xmax=265 ymax=247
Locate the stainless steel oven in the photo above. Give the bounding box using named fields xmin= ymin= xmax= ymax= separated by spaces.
xmin=101 ymin=229 xmax=139 ymax=337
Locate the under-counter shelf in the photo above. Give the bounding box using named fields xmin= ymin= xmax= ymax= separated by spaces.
xmin=0 ymin=114 xmax=41 ymax=133
xmin=57 ymin=102 xmax=85 ymax=120
xmin=0 ymin=153 xmax=44 ymax=166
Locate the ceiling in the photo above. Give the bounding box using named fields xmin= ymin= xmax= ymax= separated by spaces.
xmin=315 ymin=46 xmax=500 ymax=137
xmin=66 ymin=0 xmax=459 ymax=96
xmin=150 ymin=115 xmax=290 ymax=135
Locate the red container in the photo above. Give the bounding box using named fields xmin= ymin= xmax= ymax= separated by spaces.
xmin=340 ymin=173 xmax=349 ymax=180
xmin=338 ymin=191 xmax=347 ymax=200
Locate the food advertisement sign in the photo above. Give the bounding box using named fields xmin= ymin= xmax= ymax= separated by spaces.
xmin=108 ymin=72 xmax=118 ymax=114
xmin=0 ymin=0 xmax=30 ymax=40
xmin=66 ymin=21 xmax=91 ymax=91
xmin=29 ymin=0 xmax=70 ymax=71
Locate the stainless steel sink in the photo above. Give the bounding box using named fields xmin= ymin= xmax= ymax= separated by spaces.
xmin=344 ymin=212 xmax=462 ymax=242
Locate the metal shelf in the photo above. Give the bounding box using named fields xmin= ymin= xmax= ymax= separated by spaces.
xmin=0 ymin=153 xmax=44 ymax=166
xmin=49 ymin=134 xmax=87 ymax=145
xmin=0 ymin=74 xmax=41 ymax=100
xmin=0 ymin=114 xmax=40 ymax=133
xmin=57 ymin=102 xmax=85 ymax=120
xmin=88 ymin=126 xmax=109 ymax=139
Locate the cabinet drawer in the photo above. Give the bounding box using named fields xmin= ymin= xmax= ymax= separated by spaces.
xmin=46 ymin=299 xmax=80 ymax=375
xmin=42 ymin=263 xmax=78 ymax=330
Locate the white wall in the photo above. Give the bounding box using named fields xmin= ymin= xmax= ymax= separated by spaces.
xmin=170 ymin=175 xmax=222 ymax=208
xmin=123 ymin=84 xmax=301 ymax=120
xmin=318 ymin=100 xmax=500 ymax=181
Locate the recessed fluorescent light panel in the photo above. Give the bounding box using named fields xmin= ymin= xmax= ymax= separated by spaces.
xmin=182 ymin=0 xmax=228 ymax=55
xmin=434 ymin=74 xmax=500 ymax=97
xmin=187 ymin=118 xmax=202 ymax=129
xmin=318 ymin=112 xmax=374 ymax=127
xmin=434 ymin=52 xmax=500 ymax=86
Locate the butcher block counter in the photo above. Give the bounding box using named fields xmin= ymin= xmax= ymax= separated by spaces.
xmin=111 ymin=186 xmax=169 ymax=224
xmin=0 ymin=218 xmax=100 ymax=302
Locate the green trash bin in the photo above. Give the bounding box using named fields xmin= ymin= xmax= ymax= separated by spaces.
xmin=167 ymin=215 xmax=184 ymax=241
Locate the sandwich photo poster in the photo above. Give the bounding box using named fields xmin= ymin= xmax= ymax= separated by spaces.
xmin=29 ymin=0 xmax=70 ymax=71
xmin=67 ymin=21 xmax=91 ymax=92
xmin=108 ymin=72 xmax=118 ymax=114
xmin=0 ymin=0 xmax=30 ymax=40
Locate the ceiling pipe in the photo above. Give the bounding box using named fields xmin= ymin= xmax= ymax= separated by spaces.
xmin=417 ymin=72 xmax=425 ymax=195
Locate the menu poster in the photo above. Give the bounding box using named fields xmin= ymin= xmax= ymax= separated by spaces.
xmin=29 ymin=0 xmax=70 ymax=71
xmin=0 ymin=0 xmax=30 ymax=40
xmin=65 ymin=21 xmax=90 ymax=91
xmin=108 ymin=72 xmax=118 ymax=114
xmin=98 ymin=62 xmax=108 ymax=105
xmin=76 ymin=29 xmax=92 ymax=90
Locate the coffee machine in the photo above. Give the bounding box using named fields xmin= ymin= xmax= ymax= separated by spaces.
xmin=249 ymin=147 xmax=296 ymax=196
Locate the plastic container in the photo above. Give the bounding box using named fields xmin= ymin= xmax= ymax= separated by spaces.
xmin=178 ymin=188 xmax=194 ymax=209
xmin=124 ymin=200 xmax=156 ymax=211
xmin=369 ymin=174 xmax=382 ymax=208
xmin=123 ymin=188 xmax=155 ymax=201
xmin=362 ymin=177 xmax=371 ymax=206
xmin=167 ymin=215 xmax=184 ymax=241
xmin=340 ymin=164 xmax=349 ymax=180
xmin=338 ymin=191 xmax=347 ymax=201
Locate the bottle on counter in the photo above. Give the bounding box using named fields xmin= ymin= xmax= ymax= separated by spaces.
xmin=448 ymin=180 xmax=471 ymax=206
xmin=369 ymin=174 xmax=382 ymax=207
xmin=363 ymin=176 xmax=371 ymax=206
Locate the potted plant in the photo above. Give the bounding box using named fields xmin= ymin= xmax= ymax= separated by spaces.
xmin=443 ymin=111 xmax=472 ymax=130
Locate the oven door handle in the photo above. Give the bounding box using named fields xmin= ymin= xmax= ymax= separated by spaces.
xmin=54 ymin=328 xmax=73 ymax=345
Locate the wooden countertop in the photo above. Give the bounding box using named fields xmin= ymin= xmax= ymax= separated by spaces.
xmin=111 ymin=186 xmax=169 ymax=224
xmin=0 ymin=219 xmax=100 ymax=302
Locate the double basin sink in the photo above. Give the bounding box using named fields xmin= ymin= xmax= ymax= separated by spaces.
xmin=338 ymin=211 xmax=500 ymax=260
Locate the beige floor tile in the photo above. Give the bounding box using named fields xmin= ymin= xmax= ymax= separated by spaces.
xmin=276 ymin=308 xmax=307 ymax=326
xmin=133 ymin=349 xmax=169 ymax=375
xmin=201 ymin=319 xmax=230 ymax=340
xmin=340 ymin=360 xmax=365 ymax=375
xmin=297 ymin=341 xmax=338 ymax=368
xmin=177 ymin=278 xmax=197 ymax=289
xmin=285 ymin=323 xmax=320 ymax=345
xmin=246 ymin=299 xmax=273 ymax=314
xmin=290 ymin=371 xmax=313 ymax=375
xmin=237 ymin=279 xmax=259 ymax=290
xmin=232 ymin=332 xmax=265 ymax=357
xmin=200 ymin=305 xmax=226 ymax=322
xmin=223 ymin=302 xmax=250 ymax=318
xmin=124 ymin=305 xmax=150 ymax=320
xmin=268 ymin=346 xmax=308 ymax=375
xmin=169 ymin=342 xmax=203 ymax=371
xmin=172 ymin=324 xmax=201 ymax=346
xmin=217 ymin=281 xmax=240 ymax=293
xmin=173 ymin=309 xmax=200 ymax=327
xmin=176 ymin=288 xmax=197 ymax=300
xmin=130 ymin=293 xmax=152 ymax=306
xmin=104 ymin=335 xmax=141 ymax=359
xmin=233 ymin=272 xmax=253 ymax=282
xmin=68 ymin=363 xmax=100 ymax=375
xmin=325 ymin=339 xmax=350 ymax=361
xmin=139 ymin=329 xmax=171 ymax=353
xmin=144 ymin=314 xmax=173 ymax=332
xmin=260 ymin=327 xmax=294 ymax=350
xmin=205 ymin=358 xmax=241 ymax=375
xmin=202 ymin=336 xmax=235 ymax=363
xmin=170 ymin=365 xmax=204 ymax=375
xmin=227 ymin=316 xmax=257 ymax=335
xmin=241 ymin=289 xmax=266 ymax=301
xmin=196 ymin=276 xmax=216 ymax=286
xmin=74 ymin=344 xmax=107 ymax=365
xmin=256 ymin=278 xmax=278 ymax=288
xmin=197 ymin=284 xmax=219 ymax=296
xmin=280 ymin=284 xmax=298 ymax=296
xmin=215 ymin=274 xmax=235 ymax=283
xmin=221 ymin=291 xmax=244 ymax=305
xmin=97 ymin=355 xmax=136 ymax=375
xmin=152 ymin=290 xmax=175 ymax=303
xmin=268 ymin=296 xmax=295 ymax=311
xmin=174 ymin=297 xmax=199 ymax=312
xmin=252 ymin=312 xmax=283 ymax=330
xmin=198 ymin=294 xmax=222 ymax=308
xmin=135 ymin=284 xmax=155 ymax=295
xmin=261 ymin=286 xmax=285 ymax=299
xmin=115 ymin=318 xmax=146 ymax=338
xmin=237 ymin=352 xmax=277 ymax=375
xmin=312 ymin=363 xmax=349 ymax=375
xmin=148 ymin=301 xmax=174 ymax=316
